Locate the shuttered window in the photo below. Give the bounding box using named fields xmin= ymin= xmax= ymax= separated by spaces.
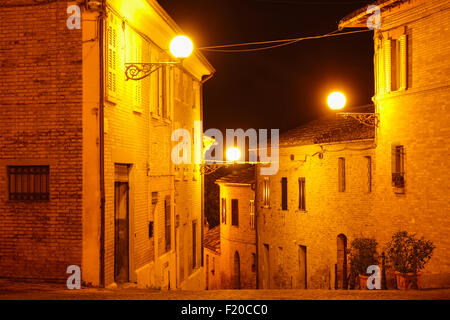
xmin=133 ymin=34 xmax=142 ymax=111
xmin=366 ymin=156 xmax=372 ymax=193
xmin=338 ymin=158 xmax=346 ymax=192
xmin=165 ymin=195 xmax=171 ymax=252
xmin=249 ymin=200 xmax=255 ymax=229
xmin=298 ymin=178 xmax=305 ymax=211
xmin=192 ymin=220 xmax=197 ymax=269
xmin=107 ymin=25 xmax=117 ymax=98
xmin=232 ymin=199 xmax=239 ymax=226
xmin=221 ymin=197 xmax=227 ymax=224
xmin=281 ymin=177 xmax=288 ymax=210
xmin=385 ymin=32 xmax=407 ymax=92
xmin=263 ymin=177 xmax=270 ymax=207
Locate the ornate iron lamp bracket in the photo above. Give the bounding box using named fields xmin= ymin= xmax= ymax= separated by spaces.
xmin=125 ymin=62 xmax=180 ymax=81
xmin=338 ymin=113 xmax=380 ymax=127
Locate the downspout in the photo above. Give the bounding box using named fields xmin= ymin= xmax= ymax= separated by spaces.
xmin=99 ymin=0 xmax=106 ymax=288
xmin=254 ymin=164 xmax=259 ymax=289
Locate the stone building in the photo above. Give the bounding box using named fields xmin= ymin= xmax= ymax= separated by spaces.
xmin=203 ymin=166 xmax=257 ymax=289
xmin=256 ymin=111 xmax=376 ymax=289
xmin=0 ymin=0 xmax=214 ymax=289
xmin=257 ymin=0 xmax=450 ymax=290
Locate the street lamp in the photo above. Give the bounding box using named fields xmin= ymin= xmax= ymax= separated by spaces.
xmin=226 ymin=147 xmax=241 ymax=162
xmin=125 ymin=35 xmax=194 ymax=81
xmin=327 ymin=92 xmax=346 ymax=110
xmin=327 ymin=91 xmax=380 ymax=127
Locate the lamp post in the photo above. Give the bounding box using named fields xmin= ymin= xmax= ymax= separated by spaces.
xmin=125 ymin=35 xmax=194 ymax=80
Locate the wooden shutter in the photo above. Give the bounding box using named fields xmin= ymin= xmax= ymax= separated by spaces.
xmin=281 ymin=177 xmax=288 ymax=210
xmin=299 ymin=178 xmax=305 ymax=210
xmin=384 ymin=39 xmax=391 ymax=93
xmin=165 ymin=195 xmax=171 ymax=251
xmin=134 ymin=34 xmax=142 ymax=110
xmin=107 ymin=25 xmax=117 ymax=97
xmin=399 ymin=34 xmax=408 ymax=90
xmin=338 ymin=158 xmax=346 ymax=192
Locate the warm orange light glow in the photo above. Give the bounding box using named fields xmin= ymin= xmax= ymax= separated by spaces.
xmin=327 ymin=92 xmax=346 ymax=110
xmin=170 ymin=36 xmax=194 ymax=59
xmin=226 ymin=147 xmax=241 ymax=162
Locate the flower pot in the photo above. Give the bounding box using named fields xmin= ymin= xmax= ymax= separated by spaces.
xmin=395 ymin=272 xmax=422 ymax=290
xmin=358 ymin=274 xmax=369 ymax=290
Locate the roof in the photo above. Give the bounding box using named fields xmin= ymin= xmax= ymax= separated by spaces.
xmin=279 ymin=105 xmax=375 ymax=147
xmin=215 ymin=166 xmax=255 ymax=185
xmin=203 ymin=226 xmax=220 ymax=253
xmin=339 ymin=0 xmax=409 ymax=28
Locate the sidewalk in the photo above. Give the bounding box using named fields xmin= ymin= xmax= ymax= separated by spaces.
xmin=0 ymin=279 xmax=449 ymax=300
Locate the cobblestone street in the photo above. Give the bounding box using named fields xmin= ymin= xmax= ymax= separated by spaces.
xmin=0 ymin=280 xmax=449 ymax=300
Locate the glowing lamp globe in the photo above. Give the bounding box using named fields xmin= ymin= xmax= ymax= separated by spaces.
xmin=226 ymin=147 xmax=241 ymax=162
xmin=327 ymin=92 xmax=346 ymax=110
xmin=170 ymin=36 xmax=194 ymax=59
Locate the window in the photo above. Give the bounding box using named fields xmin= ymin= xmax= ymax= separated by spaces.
xmin=385 ymin=32 xmax=407 ymax=92
xmin=148 ymin=221 xmax=154 ymax=238
xmin=231 ymin=199 xmax=239 ymax=226
xmin=132 ymin=32 xmax=142 ymax=111
xmin=281 ymin=177 xmax=288 ymax=210
xmin=338 ymin=158 xmax=346 ymax=192
xmin=192 ymin=220 xmax=197 ymax=269
xmin=252 ymin=253 xmax=256 ymax=272
xmin=161 ymin=66 xmax=168 ymax=119
xmin=152 ymin=191 xmax=158 ymax=204
xmin=263 ymin=177 xmax=270 ymax=207
xmin=392 ymin=145 xmax=405 ymax=191
xmin=298 ymin=178 xmax=305 ymax=211
xmin=106 ymin=24 xmax=117 ymax=99
xmin=165 ymin=196 xmax=171 ymax=252
xmin=7 ymin=165 xmax=49 ymax=201
xmin=365 ymin=156 xmax=372 ymax=193
xmin=221 ymin=198 xmax=226 ymax=224
xmin=249 ymin=200 xmax=255 ymax=229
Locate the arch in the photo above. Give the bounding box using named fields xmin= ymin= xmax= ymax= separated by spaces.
xmin=233 ymin=251 xmax=241 ymax=289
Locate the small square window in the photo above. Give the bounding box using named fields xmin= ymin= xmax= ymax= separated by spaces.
xmin=7 ymin=165 xmax=49 ymax=201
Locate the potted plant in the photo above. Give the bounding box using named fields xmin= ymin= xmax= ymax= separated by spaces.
xmin=385 ymin=231 xmax=435 ymax=290
xmin=349 ymin=238 xmax=379 ymax=290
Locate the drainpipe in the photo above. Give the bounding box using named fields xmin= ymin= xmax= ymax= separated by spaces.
xmin=254 ymin=163 xmax=259 ymax=289
xmin=99 ymin=0 xmax=106 ymax=288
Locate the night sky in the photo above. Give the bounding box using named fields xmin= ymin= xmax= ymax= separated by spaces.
xmin=158 ymin=0 xmax=375 ymax=133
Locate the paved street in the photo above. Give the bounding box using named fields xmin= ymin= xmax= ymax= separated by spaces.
xmin=0 ymin=280 xmax=449 ymax=300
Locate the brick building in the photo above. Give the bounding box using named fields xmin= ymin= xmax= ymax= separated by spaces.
xmin=0 ymin=0 xmax=214 ymax=289
xmin=203 ymin=166 xmax=257 ymax=289
xmin=256 ymin=112 xmax=376 ymax=289
xmin=257 ymin=0 xmax=450 ymax=290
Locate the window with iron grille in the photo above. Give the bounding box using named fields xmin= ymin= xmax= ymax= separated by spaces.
xmin=7 ymin=166 xmax=49 ymax=201
xmin=231 ymin=199 xmax=239 ymax=226
xmin=165 ymin=195 xmax=171 ymax=252
xmin=392 ymin=145 xmax=405 ymax=190
xmin=298 ymin=178 xmax=305 ymax=211
xmin=281 ymin=177 xmax=288 ymax=210
xmin=338 ymin=158 xmax=346 ymax=192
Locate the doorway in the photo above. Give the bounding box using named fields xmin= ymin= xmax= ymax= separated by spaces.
xmin=263 ymin=244 xmax=270 ymax=289
xmin=114 ymin=164 xmax=130 ymax=284
xmin=336 ymin=234 xmax=348 ymax=289
xmin=233 ymin=251 xmax=241 ymax=289
xmin=298 ymin=245 xmax=307 ymax=289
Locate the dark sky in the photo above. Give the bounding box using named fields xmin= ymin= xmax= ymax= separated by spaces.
xmin=158 ymin=0 xmax=375 ymax=133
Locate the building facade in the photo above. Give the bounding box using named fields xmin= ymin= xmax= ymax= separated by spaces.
xmin=0 ymin=0 xmax=214 ymax=289
xmin=256 ymin=115 xmax=376 ymax=289
xmin=257 ymin=0 xmax=450 ymax=290
xmin=203 ymin=166 xmax=257 ymax=289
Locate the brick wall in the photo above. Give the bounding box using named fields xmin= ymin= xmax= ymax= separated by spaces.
xmin=257 ymin=142 xmax=375 ymax=289
xmin=371 ymin=0 xmax=450 ymax=288
xmin=0 ymin=1 xmax=83 ymax=280
xmin=219 ymin=184 xmax=256 ymax=289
